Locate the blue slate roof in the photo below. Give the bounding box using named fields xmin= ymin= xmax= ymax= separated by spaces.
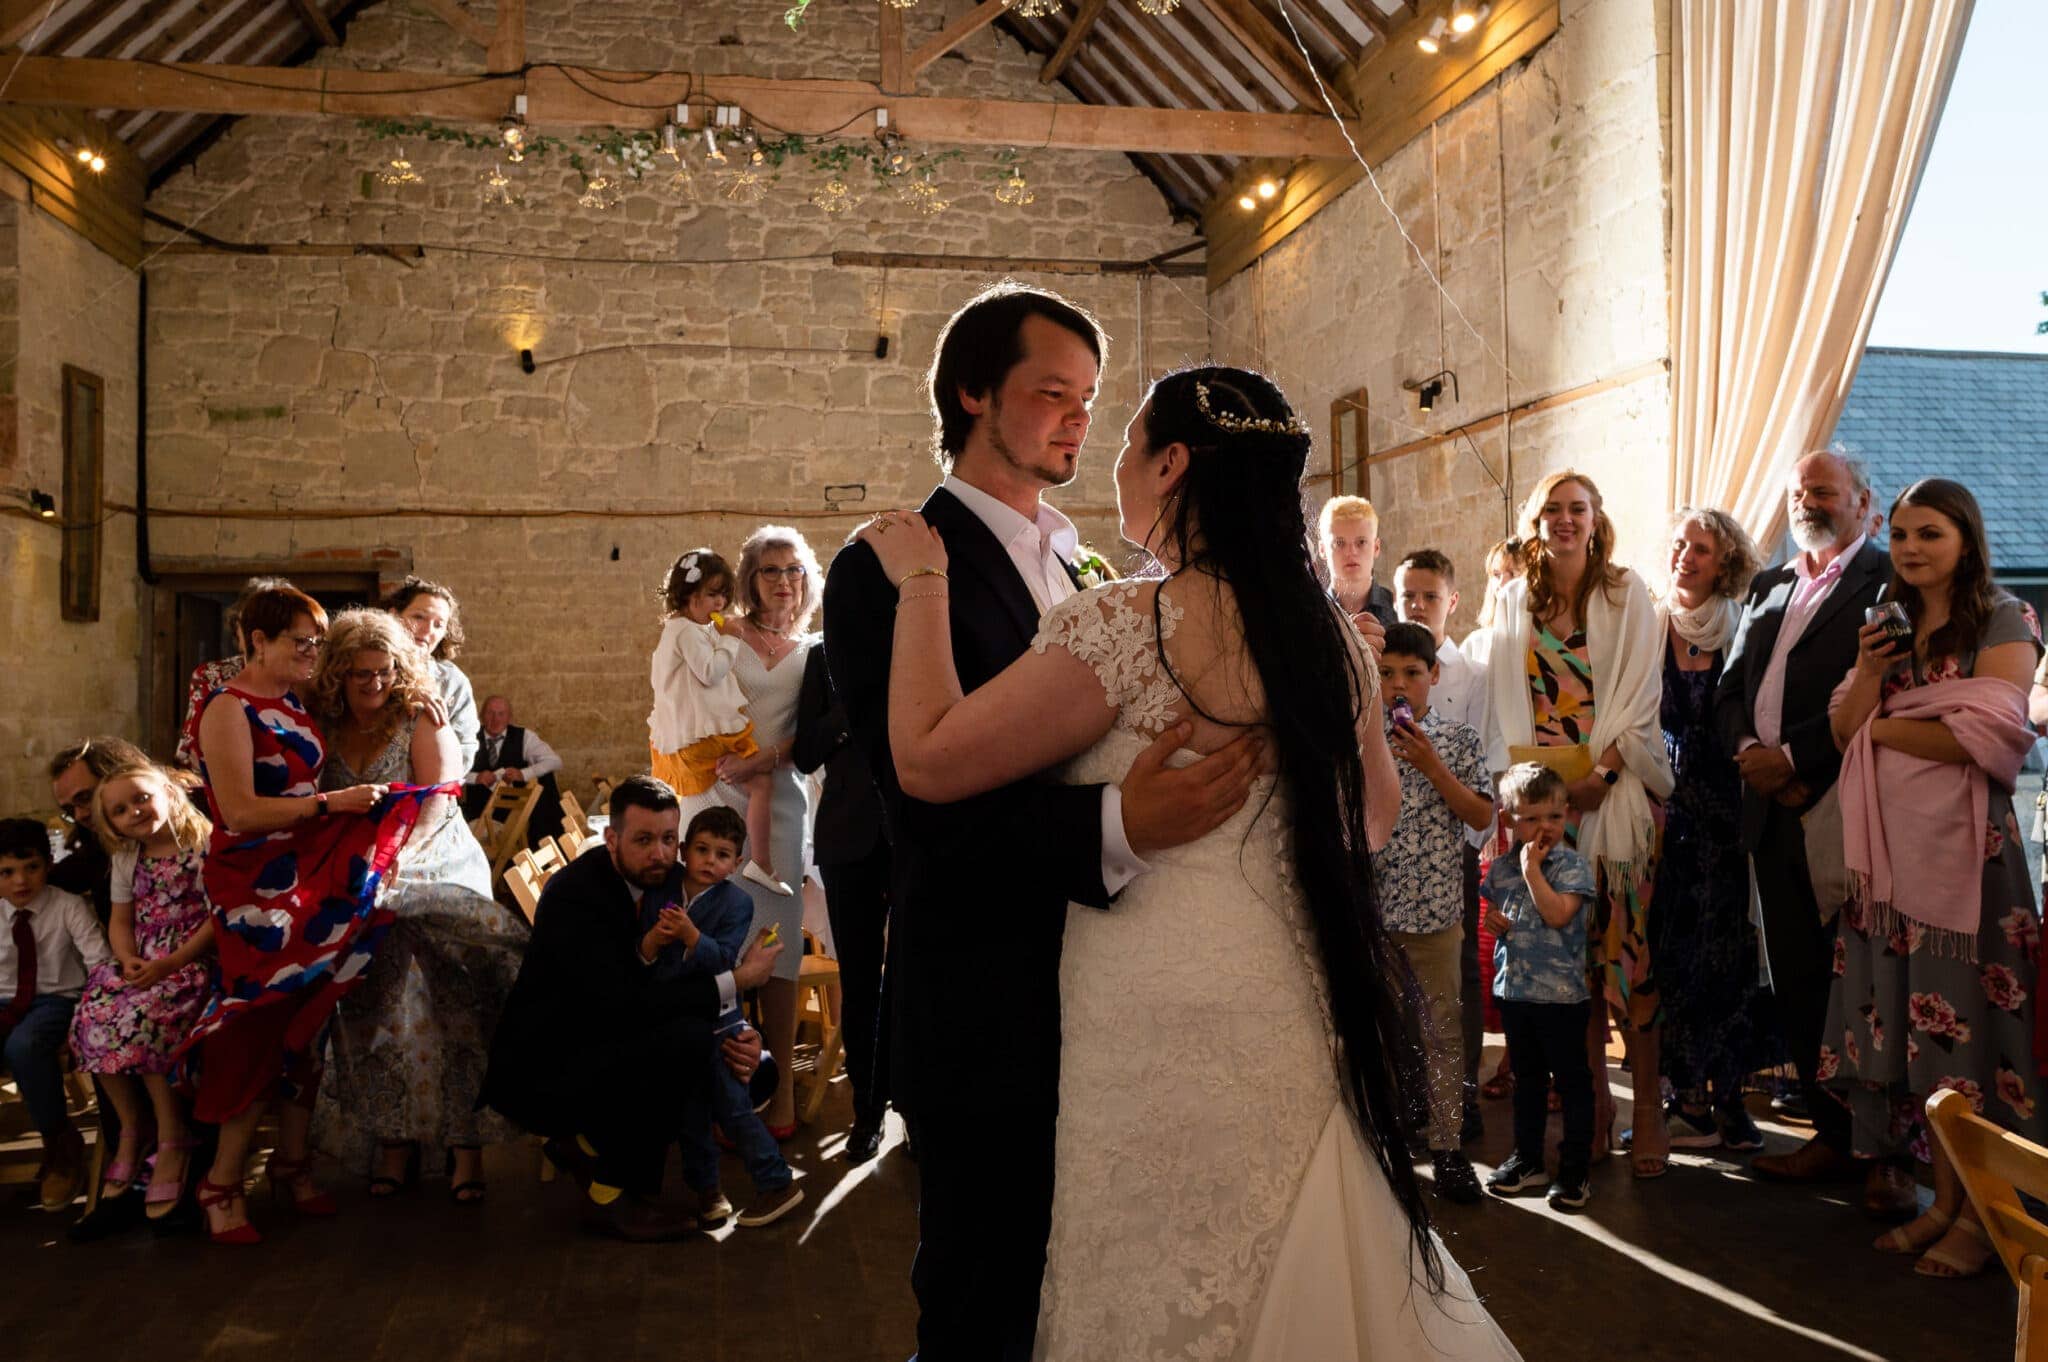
xmin=1834 ymin=347 xmax=2048 ymax=573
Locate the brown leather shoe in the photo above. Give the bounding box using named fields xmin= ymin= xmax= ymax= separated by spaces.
xmin=1752 ymin=1134 xmax=1861 ymax=1183
xmin=38 ymin=1133 xmax=85 ymax=1212
xmin=1864 ymin=1162 xmax=1922 ymax=1220
xmin=581 ymin=1194 xmax=698 ymax=1243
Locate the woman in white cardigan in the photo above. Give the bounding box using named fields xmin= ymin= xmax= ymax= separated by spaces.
xmin=1484 ymin=470 xmax=1674 ymax=1178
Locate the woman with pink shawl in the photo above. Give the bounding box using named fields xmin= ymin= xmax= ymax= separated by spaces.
xmin=1824 ymin=477 xmax=2045 ymax=1282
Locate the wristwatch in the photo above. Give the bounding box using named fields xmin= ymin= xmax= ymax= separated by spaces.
xmin=313 ymin=791 xmax=330 ymax=816
xmin=1593 ymin=763 xmax=1619 ymax=786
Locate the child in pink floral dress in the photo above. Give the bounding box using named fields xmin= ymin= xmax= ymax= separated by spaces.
xmin=68 ymin=762 xmax=216 ymax=1217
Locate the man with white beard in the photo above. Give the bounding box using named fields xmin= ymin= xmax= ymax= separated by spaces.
xmin=1713 ymin=451 xmax=1891 ymax=1192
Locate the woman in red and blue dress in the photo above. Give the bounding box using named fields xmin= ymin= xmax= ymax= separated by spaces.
xmin=183 ymin=584 xmax=442 ymax=1244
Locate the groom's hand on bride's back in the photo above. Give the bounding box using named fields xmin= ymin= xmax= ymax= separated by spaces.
xmin=1120 ymin=721 xmax=1265 ymax=857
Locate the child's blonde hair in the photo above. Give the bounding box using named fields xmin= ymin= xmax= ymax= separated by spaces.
xmin=93 ymin=762 xmax=212 ymax=855
xmin=1498 ymin=761 xmax=1567 ymax=813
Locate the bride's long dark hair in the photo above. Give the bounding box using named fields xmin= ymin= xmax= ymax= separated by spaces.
xmin=1137 ymin=365 xmax=1442 ymax=1289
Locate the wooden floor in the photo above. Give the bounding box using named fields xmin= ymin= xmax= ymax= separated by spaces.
xmin=0 ymin=1056 xmax=2018 ymax=1362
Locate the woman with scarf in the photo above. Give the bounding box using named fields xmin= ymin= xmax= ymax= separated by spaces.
xmin=1825 ymin=477 xmax=2045 ymax=1280
xmin=1649 ymin=509 xmax=1779 ymax=1154
xmin=1483 ymin=471 xmax=1674 ymax=1178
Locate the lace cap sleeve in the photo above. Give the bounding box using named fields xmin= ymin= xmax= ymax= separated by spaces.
xmin=1030 ymin=583 xmax=1183 ymax=731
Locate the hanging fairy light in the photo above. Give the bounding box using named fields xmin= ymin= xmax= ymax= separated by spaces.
xmin=900 ymin=172 xmax=949 ymax=217
xmin=578 ymin=174 xmax=621 ymax=210
xmin=994 ymin=168 xmax=1035 ymax=206
xmin=479 ymin=164 xmax=523 ymax=209
xmin=659 ymin=123 xmax=696 ymax=201
xmin=811 ymin=177 xmax=863 ymax=213
xmin=377 ymin=147 xmax=422 ymax=186
xmin=883 ymin=0 xmax=918 ymax=7
xmin=1135 ymin=0 xmax=1181 ymax=12
xmin=1004 ymin=0 xmax=1061 ymax=16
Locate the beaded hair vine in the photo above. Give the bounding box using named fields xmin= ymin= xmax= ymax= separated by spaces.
xmin=1193 ymin=380 xmax=1312 ymax=436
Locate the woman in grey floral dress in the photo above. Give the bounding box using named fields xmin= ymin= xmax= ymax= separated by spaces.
xmin=1823 ymin=478 xmax=2045 ymax=1280
xmin=308 ymin=610 xmax=525 ymax=1201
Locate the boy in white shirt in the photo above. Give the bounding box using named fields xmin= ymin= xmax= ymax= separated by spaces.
xmin=0 ymin=817 xmax=112 ymax=1210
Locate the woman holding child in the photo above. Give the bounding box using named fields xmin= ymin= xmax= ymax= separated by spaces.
xmin=683 ymin=524 xmax=822 ymax=1137
xmin=1482 ymin=470 xmax=1674 ymax=1178
xmin=183 ymin=585 xmax=443 ymax=1244
xmin=308 ymin=609 xmax=525 ymax=1203
xmin=1823 ymin=477 xmax=2046 ymax=1279
xmin=1650 ymin=509 xmax=1776 ymax=1153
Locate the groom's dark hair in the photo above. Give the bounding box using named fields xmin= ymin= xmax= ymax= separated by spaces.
xmin=927 ymin=281 xmax=1107 ymax=469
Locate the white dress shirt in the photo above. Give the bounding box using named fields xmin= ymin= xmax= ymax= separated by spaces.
xmin=1747 ymin=534 xmax=1866 ymax=767
xmin=0 ymin=885 xmax=111 ymax=1002
xmin=474 ymin=725 xmax=564 ymax=784
xmin=1432 ymin=634 xmax=1495 ymax=850
xmin=941 ymin=474 xmax=1148 ymax=895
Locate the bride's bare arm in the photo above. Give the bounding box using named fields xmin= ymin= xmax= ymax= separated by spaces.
xmin=1347 ymin=632 xmax=1400 ymax=852
xmin=886 ymin=584 xmax=1118 ymax=804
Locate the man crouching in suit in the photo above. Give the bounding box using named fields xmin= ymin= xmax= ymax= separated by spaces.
xmin=824 ymin=282 xmax=1264 ymax=1362
xmin=1713 ymin=450 xmax=1894 ymax=1202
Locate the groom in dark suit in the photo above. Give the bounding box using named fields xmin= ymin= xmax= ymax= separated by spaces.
xmin=824 ymin=284 xmax=1261 ymax=1362
xmin=1714 ymin=450 xmax=1887 ymax=1183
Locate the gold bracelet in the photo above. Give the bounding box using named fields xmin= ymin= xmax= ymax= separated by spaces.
xmin=898 ymin=588 xmax=949 ymax=604
xmin=895 ymin=566 xmax=948 ymax=588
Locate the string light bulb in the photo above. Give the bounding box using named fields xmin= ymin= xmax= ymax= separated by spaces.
xmin=1237 ymin=192 xmax=1257 ymax=211
xmin=811 ymin=177 xmax=862 ymax=213
xmin=577 ymin=174 xmax=620 ymax=210
xmin=1449 ymin=0 xmax=1484 ymax=34
xmin=994 ymin=170 xmax=1036 ymax=206
xmin=376 ymin=148 xmax=422 ymax=186
xmin=1257 ymin=177 xmax=1280 ymax=200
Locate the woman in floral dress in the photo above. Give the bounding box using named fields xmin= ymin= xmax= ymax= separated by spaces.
xmin=1823 ymin=477 xmax=2045 ymax=1279
xmin=1484 ymin=471 xmax=1672 ymax=1175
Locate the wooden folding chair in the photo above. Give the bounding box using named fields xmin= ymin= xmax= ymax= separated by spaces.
xmin=503 ymin=858 xmax=543 ymax=924
xmin=527 ymin=838 xmax=567 ymax=879
xmin=793 ymin=930 xmax=844 ymax=1124
xmin=473 ymin=781 xmax=543 ymax=885
xmin=555 ymin=825 xmax=591 ymax=862
xmin=1928 ymin=1087 xmax=2048 ymax=1361
xmin=558 ymin=790 xmax=592 ymax=840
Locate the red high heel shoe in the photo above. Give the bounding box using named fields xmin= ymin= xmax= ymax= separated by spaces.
xmin=197 ymin=1175 xmax=262 ymax=1246
xmin=267 ymin=1154 xmax=339 ymax=1217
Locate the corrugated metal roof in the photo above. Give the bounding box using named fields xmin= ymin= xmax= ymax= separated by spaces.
xmin=1835 ymin=346 xmax=2048 ymax=572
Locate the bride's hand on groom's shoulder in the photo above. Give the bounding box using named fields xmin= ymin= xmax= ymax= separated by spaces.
xmin=1120 ymin=722 xmax=1265 ymax=857
xmin=853 ymin=510 xmax=948 ymax=588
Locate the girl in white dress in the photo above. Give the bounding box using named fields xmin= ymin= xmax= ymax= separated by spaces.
xmin=858 ymin=367 xmax=1521 ymax=1360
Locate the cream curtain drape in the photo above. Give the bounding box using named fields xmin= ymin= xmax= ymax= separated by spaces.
xmin=1670 ymin=0 xmax=1975 ymax=542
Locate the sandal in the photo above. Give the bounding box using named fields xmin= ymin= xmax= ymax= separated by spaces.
xmin=369 ymin=1141 xmax=420 ymax=1199
xmin=1875 ymin=1204 xmax=1953 ymax=1255
xmin=1914 ymin=1214 xmax=1994 ymax=1279
xmin=446 ymin=1144 xmax=486 ymax=1205
xmin=146 ymin=1137 xmax=201 ymax=1221
xmin=197 ymin=1175 xmax=261 ymax=1246
xmin=267 ymin=1153 xmax=338 ymax=1217
xmin=1630 ymin=1097 xmax=1669 ymax=1180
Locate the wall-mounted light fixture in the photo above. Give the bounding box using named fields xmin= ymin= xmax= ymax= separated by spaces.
xmin=29 ymin=488 xmax=57 ymax=518
xmin=56 ymin=138 xmax=106 ymax=173
xmin=519 ymin=348 xmax=536 ymax=374
xmin=1403 ymin=369 xmax=1460 ymax=413
xmin=1417 ymin=2 xmax=1489 ymax=53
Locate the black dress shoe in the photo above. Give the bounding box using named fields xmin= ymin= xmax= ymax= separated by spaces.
xmin=581 ymin=1194 xmax=698 ymax=1243
xmin=845 ymin=1122 xmax=884 ymax=1166
xmin=66 ymin=1188 xmax=145 ymax=1243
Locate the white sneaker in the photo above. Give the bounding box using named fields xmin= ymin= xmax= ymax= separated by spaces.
xmin=742 ymin=861 xmax=793 ymax=896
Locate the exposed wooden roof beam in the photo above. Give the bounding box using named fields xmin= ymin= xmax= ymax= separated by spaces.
xmin=485 ymin=0 xmax=522 ymax=73
xmin=1332 ymin=0 xmax=1390 ymax=42
xmin=0 ymin=0 xmax=67 ymax=50
xmin=416 ymin=0 xmax=489 ymax=49
xmin=1107 ymin=7 xmax=1238 ymax=114
xmin=1160 ymin=6 xmax=1275 ymax=110
xmin=1281 ymin=0 xmax=1356 ymax=61
xmin=285 ymin=0 xmax=337 ymax=45
xmin=1039 ymin=0 xmax=1107 ymax=84
xmin=1073 ymin=38 xmax=1232 ymax=189
xmin=907 ymin=0 xmax=1004 ymax=80
xmin=1202 ymin=0 xmax=1353 ymax=116
xmin=0 ymin=56 xmax=1364 ymax=157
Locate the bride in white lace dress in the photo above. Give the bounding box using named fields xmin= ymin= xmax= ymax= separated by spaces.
xmin=859 ymin=367 xmax=1520 ymax=1360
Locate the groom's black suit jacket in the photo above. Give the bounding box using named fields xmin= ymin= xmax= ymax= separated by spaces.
xmin=824 ymin=486 xmax=1111 ymax=1116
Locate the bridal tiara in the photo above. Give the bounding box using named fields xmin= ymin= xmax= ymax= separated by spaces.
xmin=1194 ymin=381 xmax=1312 ymax=436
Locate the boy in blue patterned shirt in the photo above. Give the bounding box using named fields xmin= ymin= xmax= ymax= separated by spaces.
xmin=1375 ymin=623 xmax=1495 ymax=1204
xmin=1481 ymin=763 xmax=1599 ymax=1210
xmin=638 ymin=806 xmax=803 ymax=1229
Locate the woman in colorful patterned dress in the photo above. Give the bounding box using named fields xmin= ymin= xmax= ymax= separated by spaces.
xmin=184 ymin=584 xmax=440 ymax=1244
xmin=1651 ymin=509 xmax=1779 ymax=1153
xmin=173 ymin=576 xmax=289 ymax=771
xmin=1824 ymin=478 xmax=2045 ymax=1279
xmin=67 ymin=761 xmax=216 ymax=1217
xmin=1483 ymin=471 xmax=1673 ymax=1177
xmin=307 ymin=610 xmax=523 ymax=1203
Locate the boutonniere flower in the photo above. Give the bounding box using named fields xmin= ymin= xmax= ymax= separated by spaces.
xmin=1071 ymin=546 xmax=1116 ymax=590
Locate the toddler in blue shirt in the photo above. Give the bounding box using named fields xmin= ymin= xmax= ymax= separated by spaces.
xmin=638 ymin=806 xmax=802 ymax=1228
xmin=1480 ymin=763 xmax=1598 ymax=1211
